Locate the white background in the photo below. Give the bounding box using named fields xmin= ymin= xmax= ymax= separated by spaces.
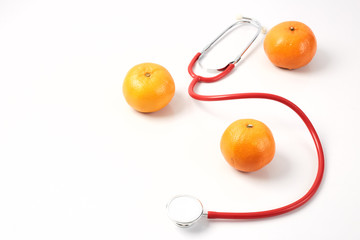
xmin=0 ymin=0 xmax=359 ymax=239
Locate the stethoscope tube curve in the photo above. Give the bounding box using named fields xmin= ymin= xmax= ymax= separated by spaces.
xmin=168 ymin=17 xmax=325 ymax=227
xmin=187 ymin=52 xmax=325 ymax=220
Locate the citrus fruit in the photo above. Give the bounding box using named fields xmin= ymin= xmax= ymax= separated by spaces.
xmin=123 ymin=63 xmax=175 ymax=113
xmin=220 ymin=119 xmax=275 ymax=172
xmin=263 ymin=21 xmax=317 ymax=70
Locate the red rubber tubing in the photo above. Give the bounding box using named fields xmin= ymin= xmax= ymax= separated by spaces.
xmin=188 ymin=53 xmax=325 ymax=219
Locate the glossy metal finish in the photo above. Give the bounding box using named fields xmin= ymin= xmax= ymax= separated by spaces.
xmin=166 ymin=195 xmax=204 ymax=228
xmin=198 ymin=16 xmax=265 ymax=72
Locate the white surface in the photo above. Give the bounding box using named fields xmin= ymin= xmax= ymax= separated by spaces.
xmin=0 ymin=0 xmax=360 ymax=239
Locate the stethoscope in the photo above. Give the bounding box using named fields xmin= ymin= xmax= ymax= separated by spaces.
xmin=167 ymin=16 xmax=325 ymax=228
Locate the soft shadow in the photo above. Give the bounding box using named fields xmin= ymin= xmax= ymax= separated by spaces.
xmin=181 ymin=215 xmax=210 ymax=233
xmin=207 ymin=207 xmax=298 ymax=225
xmin=138 ymin=90 xmax=186 ymax=118
xmin=242 ymin=152 xmax=291 ymax=180
xmin=208 ymin=216 xmax=272 ymax=225
xmin=278 ymin=48 xmax=330 ymax=74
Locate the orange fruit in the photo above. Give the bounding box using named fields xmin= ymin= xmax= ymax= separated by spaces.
xmin=220 ymin=119 xmax=275 ymax=172
xmin=264 ymin=21 xmax=317 ymax=70
xmin=123 ymin=63 xmax=175 ymax=113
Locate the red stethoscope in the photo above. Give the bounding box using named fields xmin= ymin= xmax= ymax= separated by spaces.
xmin=167 ymin=17 xmax=325 ymax=227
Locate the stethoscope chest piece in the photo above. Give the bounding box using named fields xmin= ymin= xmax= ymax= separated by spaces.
xmin=167 ymin=195 xmax=204 ymax=228
xmin=166 ymin=15 xmax=325 ymax=228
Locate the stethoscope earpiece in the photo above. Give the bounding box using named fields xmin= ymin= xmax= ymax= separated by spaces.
xmin=168 ymin=16 xmax=324 ymax=228
xmin=197 ymin=16 xmax=264 ymax=72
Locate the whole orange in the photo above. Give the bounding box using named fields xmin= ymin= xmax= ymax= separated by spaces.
xmin=264 ymin=21 xmax=317 ymax=70
xmin=220 ymin=119 xmax=275 ymax=172
xmin=123 ymin=63 xmax=175 ymax=113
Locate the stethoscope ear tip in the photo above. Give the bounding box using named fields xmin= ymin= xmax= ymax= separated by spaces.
xmin=236 ymin=14 xmax=243 ymax=20
xmin=235 ymin=15 xmax=266 ymax=34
